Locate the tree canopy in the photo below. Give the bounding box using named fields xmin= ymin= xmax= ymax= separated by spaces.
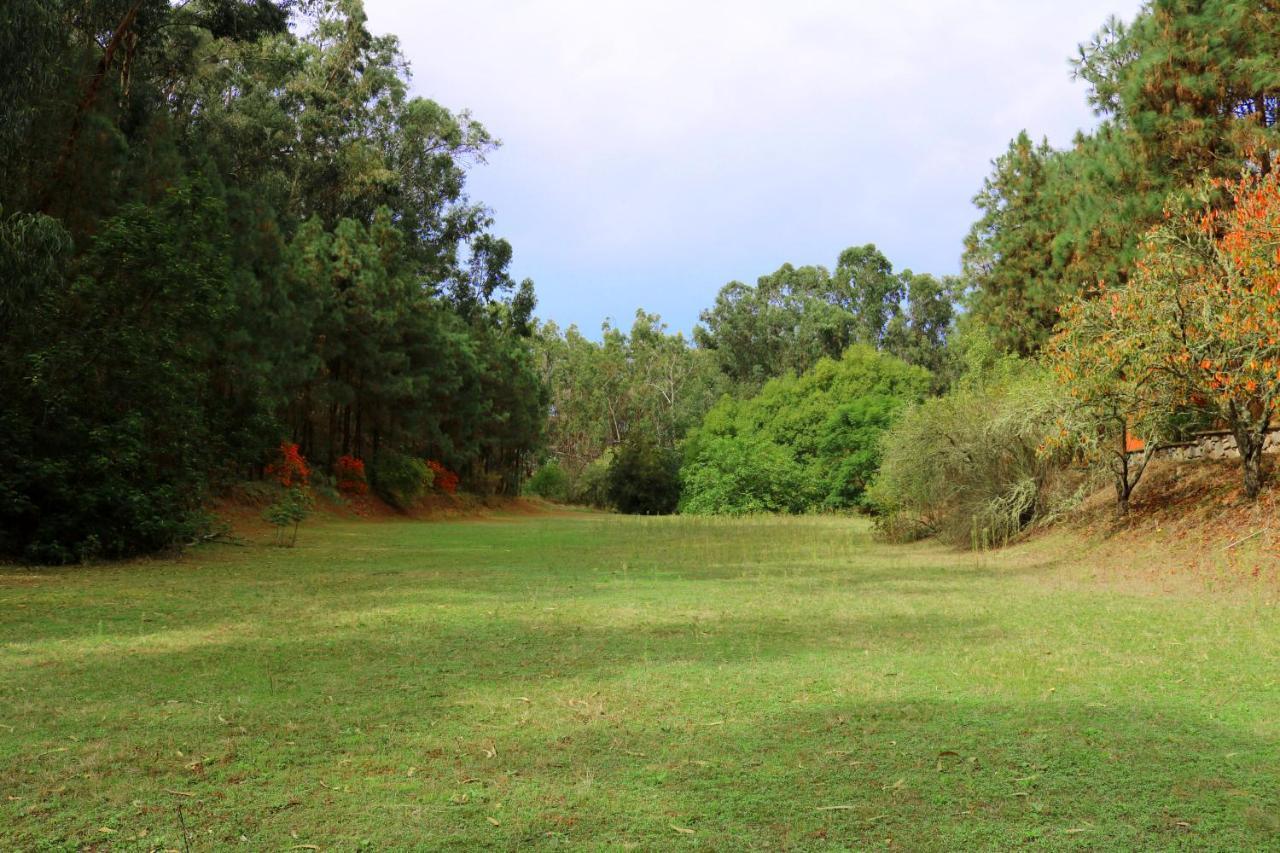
xmin=0 ymin=0 xmax=544 ymax=561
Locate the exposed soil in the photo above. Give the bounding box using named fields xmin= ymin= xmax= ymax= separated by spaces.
xmin=1026 ymin=457 xmax=1280 ymax=593
xmin=210 ymin=485 xmax=585 ymax=542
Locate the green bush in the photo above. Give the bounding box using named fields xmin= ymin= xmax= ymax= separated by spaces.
xmin=679 ymin=436 xmax=808 ymax=515
xmin=571 ymin=451 xmax=614 ymax=508
xmin=679 ymin=345 xmax=930 ymax=515
xmin=370 ymin=451 xmax=433 ymax=511
xmin=868 ymin=340 xmax=1070 ymax=548
xmin=525 ymin=462 xmax=571 ymax=501
xmin=607 ymin=436 xmax=681 ymax=515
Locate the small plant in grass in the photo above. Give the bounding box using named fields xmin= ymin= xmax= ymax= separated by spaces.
xmin=263 ymin=441 xmax=314 ymax=546
xmin=264 ymin=485 xmax=314 ymax=547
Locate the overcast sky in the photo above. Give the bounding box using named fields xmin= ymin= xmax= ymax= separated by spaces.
xmin=363 ymin=0 xmax=1144 ymax=336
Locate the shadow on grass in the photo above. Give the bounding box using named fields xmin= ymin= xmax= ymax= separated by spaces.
xmin=5 ymin=692 xmax=1276 ymax=850
xmin=515 ymin=697 xmax=1280 ymax=850
xmin=4 ymin=607 xmax=1003 ymax=702
xmin=0 ymin=535 xmax=1061 ymax=651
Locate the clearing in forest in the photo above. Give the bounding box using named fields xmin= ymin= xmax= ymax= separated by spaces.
xmin=2 ymin=514 xmax=1278 ymax=849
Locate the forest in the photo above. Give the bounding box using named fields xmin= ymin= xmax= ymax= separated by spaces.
xmin=8 ymin=2 xmax=1280 ymax=849
xmin=4 ymin=0 xmax=1280 ymax=562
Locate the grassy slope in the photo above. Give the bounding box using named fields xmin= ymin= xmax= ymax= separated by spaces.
xmin=2 ymin=514 xmax=1278 ymax=851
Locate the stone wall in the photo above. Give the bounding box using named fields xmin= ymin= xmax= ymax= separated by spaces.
xmin=1155 ymin=429 xmax=1280 ymax=462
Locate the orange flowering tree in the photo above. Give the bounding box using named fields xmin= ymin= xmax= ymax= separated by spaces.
xmin=1059 ymin=169 xmax=1280 ymax=501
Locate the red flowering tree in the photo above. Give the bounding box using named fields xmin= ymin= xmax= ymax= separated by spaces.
xmin=264 ymin=442 xmax=313 ymax=546
xmin=427 ymin=460 xmax=459 ymax=495
xmin=267 ymin=442 xmax=310 ymax=488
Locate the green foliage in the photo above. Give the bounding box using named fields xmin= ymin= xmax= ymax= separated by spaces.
xmin=264 ymin=486 xmax=314 ymax=547
xmin=679 ymin=436 xmax=808 ymax=515
xmin=681 ymin=346 xmax=931 ymax=515
xmin=525 ymin=462 xmax=571 ymax=502
xmin=370 ymin=451 xmax=433 ymax=511
xmin=534 ymin=311 xmax=725 ymax=485
xmin=0 ymin=0 xmax=547 ymax=560
xmin=695 ymin=247 xmax=957 ymax=391
xmin=570 ymin=450 xmax=615 ymax=508
xmin=0 ymin=180 xmax=234 ymax=562
xmin=869 ymin=341 xmax=1070 ymax=547
xmin=963 ymin=132 xmax=1073 ymax=355
xmin=606 ymin=435 xmax=682 ymax=515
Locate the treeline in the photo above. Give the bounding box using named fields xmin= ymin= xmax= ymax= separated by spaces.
xmin=530 ymin=0 xmax=1280 ymax=545
xmin=526 ymin=247 xmax=955 ymax=514
xmin=12 ymin=0 xmax=1280 ymax=560
xmin=879 ymin=0 xmax=1280 ymax=543
xmin=1 ymin=0 xmax=544 ymax=562
xmin=964 ymin=0 xmax=1280 ymax=355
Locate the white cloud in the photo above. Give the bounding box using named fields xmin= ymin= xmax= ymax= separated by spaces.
xmin=364 ymin=0 xmax=1145 ymax=333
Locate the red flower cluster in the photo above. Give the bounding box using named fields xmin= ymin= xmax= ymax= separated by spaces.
xmin=267 ymin=442 xmax=310 ymax=488
xmin=336 ymin=454 xmax=368 ymax=495
xmin=427 ymin=459 xmax=459 ymax=495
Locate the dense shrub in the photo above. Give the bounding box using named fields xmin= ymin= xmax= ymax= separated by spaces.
xmin=869 ymin=340 xmax=1070 ymax=547
xmin=679 ymin=345 xmax=930 ymax=515
xmin=335 ymin=455 xmax=368 ymax=495
xmin=679 ymin=436 xmax=807 ymax=515
xmin=526 ymin=462 xmax=571 ymax=501
xmin=607 ymin=435 xmax=681 ymax=515
xmin=426 ymin=460 xmax=459 ymax=495
xmin=371 ymin=452 xmax=433 ymax=511
xmin=571 ymin=450 xmax=614 ymax=508
xmin=268 ymin=443 xmax=310 ymax=487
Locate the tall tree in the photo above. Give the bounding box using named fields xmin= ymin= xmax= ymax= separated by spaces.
xmin=966 ymin=0 xmax=1280 ymax=356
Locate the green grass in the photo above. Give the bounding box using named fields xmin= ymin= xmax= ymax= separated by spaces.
xmin=2 ymin=513 xmax=1279 ymax=850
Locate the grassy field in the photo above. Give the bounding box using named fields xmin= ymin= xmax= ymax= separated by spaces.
xmin=2 ymin=512 xmax=1279 ymax=850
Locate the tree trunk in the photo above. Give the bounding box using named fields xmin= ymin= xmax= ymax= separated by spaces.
xmin=1242 ymin=442 xmax=1264 ymax=501
xmin=353 ymin=402 xmax=364 ymax=461
xmin=341 ymin=403 xmax=352 ymax=457
xmin=1232 ymin=421 xmax=1266 ymax=501
xmin=326 ymin=402 xmax=337 ymax=468
xmin=1114 ymin=476 xmax=1130 ymax=517
xmin=40 ymin=0 xmax=145 ymax=214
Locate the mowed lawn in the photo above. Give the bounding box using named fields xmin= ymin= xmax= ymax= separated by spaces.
xmin=2 ymin=514 xmax=1279 ymax=850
